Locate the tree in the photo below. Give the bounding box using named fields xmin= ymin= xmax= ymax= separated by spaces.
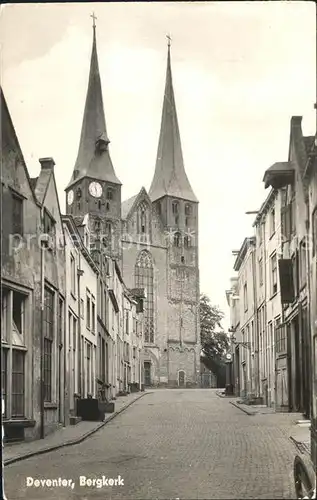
xmin=199 ymin=294 xmax=229 ymax=381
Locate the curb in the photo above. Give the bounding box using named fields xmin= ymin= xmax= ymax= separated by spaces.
xmin=4 ymin=392 xmax=151 ymax=466
xmin=230 ymin=400 xmax=255 ymax=416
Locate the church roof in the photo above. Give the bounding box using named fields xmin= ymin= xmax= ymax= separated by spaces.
xmin=66 ymin=24 xmax=121 ymax=189
xmin=121 ymin=194 xmax=138 ymax=220
xmin=149 ymin=43 xmax=198 ymax=203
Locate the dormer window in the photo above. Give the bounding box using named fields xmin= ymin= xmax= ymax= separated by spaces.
xmin=106 ymin=188 xmax=113 ymax=201
xmin=95 ymin=133 xmax=110 ymax=153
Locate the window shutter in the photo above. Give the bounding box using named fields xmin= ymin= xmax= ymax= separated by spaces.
xmin=278 ymin=259 xmax=295 ymax=303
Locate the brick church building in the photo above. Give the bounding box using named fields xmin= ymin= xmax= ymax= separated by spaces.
xmin=64 ymin=24 xmax=201 ymax=387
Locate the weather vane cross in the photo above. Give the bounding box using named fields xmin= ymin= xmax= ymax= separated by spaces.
xmin=166 ymin=33 xmax=172 ymax=47
xmin=91 ymin=12 xmax=97 ymax=28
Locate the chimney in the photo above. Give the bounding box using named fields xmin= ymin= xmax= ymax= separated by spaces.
xmin=39 ymin=157 xmax=55 ymax=170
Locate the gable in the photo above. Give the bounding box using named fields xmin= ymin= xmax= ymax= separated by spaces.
xmin=1 ymin=89 xmax=38 ymax=205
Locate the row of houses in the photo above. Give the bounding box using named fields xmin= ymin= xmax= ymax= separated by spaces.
xmin=1 ymin=88 xmax=145 ymax=442
xmin=226 ymin=115 xmax=317 ymax=418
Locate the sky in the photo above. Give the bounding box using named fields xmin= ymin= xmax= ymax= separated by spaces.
xmin=1 ymin=1 xmax=316 ymax=330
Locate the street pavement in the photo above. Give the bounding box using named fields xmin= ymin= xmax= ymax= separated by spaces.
xmin=4 ymin=389 xmax=299 ymax=499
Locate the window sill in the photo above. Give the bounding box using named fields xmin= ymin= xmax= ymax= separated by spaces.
xmin=70 ymin=292 xmax=77 ymax=301
xmin=44 ymin=402 xmax=58 ymax=409
xmin=269 ymin=231 xmax=276 ymax=241
xmin=3 ymin=418 xmax=36 ymax=428
xmin=270 ymin=292 xmax=278 ymax=300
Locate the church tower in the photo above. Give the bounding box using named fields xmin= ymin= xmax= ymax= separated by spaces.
xmin=65 ymin=19 xmax=122 ymax=259
xmin=149 ymin=39 xmax=200 ymax=386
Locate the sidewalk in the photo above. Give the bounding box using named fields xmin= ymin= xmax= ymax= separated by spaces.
xmin=230 ymin=399 xmax=276 ymax=415
xmin=4 ymin=391 xmax=150 ymax=466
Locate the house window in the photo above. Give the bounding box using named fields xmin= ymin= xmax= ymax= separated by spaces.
xmin=292 ymin=251 xmax=299 ymax=298
xmin=12 ymin=193 xmax=23 ymax=236
xmin=13 ymin=291 xmax=25 ymax=335
xmin=125 ymin=311 xmax=129 ymax=335
xmin=185 ymin=204 xmax=192 ymax=216
xmin=135 ymin=251 xmax=154 ymax=343
xmin=72 ymin=316 xmax=77 ymax=394
xmin=299 ymin=239 xmax=307 ymax=289
xmin=1 ymin=348 xmax=7 ymax=417
xmin=44 ymin=287 xmax=54 ymax=402
xmin=271 ymin=253 xmax=277 ymax=296
xmin=270 ymin=208 xmax=275 ymax=236
xmin=174 ymin=232 xmax=181 ymax=247
xmin=43 ymin=209 xmax=55 ymax=237
xmin=70 ymin=254 xmax=76 ymax=295
xmin=58 ymin=297 xmax=64 ymax=347
xmin=92 ymin=301 xmax=95 ymax=333
xmin=87 ymin=343 xmax=91 ymax=395
xmin=243 ymin=283 xmax=248 ymax=311
xmin=259 ymin=257 xmax=263 ymax=286
xmin=2 ymin=288 xmax=28 ymax=419
xmin=80 ymin=299 xmax=84 ymax=319
xmin=86 ymin=294 xmax=91 ymax=329
xmin=12 ymin=350 xmax=25 ymax=417
xmin=312 ymin=207 xmax=317 ymax=257
xmin=106 ymin=188 xmax=113 ymax=200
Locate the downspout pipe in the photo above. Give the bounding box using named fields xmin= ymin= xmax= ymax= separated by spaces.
xmin=40 ymin=235 xmax=45 ymax=439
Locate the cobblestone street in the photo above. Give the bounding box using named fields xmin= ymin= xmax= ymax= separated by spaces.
xmin=4 ymin=389 xmax=298 ymax=499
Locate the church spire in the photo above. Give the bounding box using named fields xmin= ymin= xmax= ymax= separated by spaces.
xmin=67 ymin=16 xmax=121 ymax=188
xmin=149 ymin=38 xmax=197 ymax=203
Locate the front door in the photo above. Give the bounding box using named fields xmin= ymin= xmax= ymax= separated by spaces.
xmin=144 ymin=362 xmax=151 ymax=386
xmin=178 ymin=370 xmax=185 ymax=387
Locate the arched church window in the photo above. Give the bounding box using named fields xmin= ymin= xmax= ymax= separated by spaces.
xmin=106 ymin=188 xmax=113 ymax=201
xmin=135 ymin=251 xmax=154 ymax=344
xmin=185 ymin=203 xmax=192 ymax=216
xmin=174 ymin=232 xmax=181 ymax=247
xmin=137 ymin=202 xmax=148 ymax=235
xmin=172 ymin=201 xmax=179 ymax=215
xmin=106 ymin=202 xmax=110 ymax=212
xmin=98 ymin=200 xmax=101 ymax=210
xmin=184 ymin=235 xmax=191 ymax=248
xmin=76 ymin=188 xmax=82 ymax=199
xmin=105 ymin=222 xmax=112 ymax=236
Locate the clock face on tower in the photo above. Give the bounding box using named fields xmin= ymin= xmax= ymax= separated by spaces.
xmin=89 ymin=181 xmax=102 ymax=198
xmin=67 ymin=190 xmax=74 ymax=205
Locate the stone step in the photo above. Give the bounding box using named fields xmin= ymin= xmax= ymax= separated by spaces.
xmin=69 ymin=416 xmax=82 ymax=426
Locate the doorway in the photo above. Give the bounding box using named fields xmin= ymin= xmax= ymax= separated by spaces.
xmin=178 ymin=370 xmax=185 ymax=387
xmin=144 ymin=361 xmax=151 ymax=386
